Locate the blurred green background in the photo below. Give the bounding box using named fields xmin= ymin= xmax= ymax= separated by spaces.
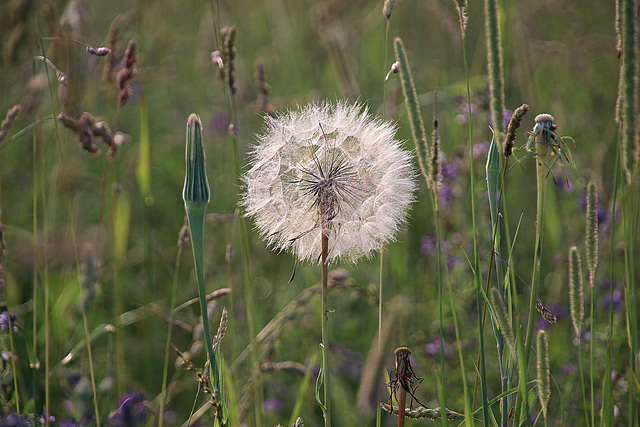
xmin=0 ymin=0 xmax=627 ymax=425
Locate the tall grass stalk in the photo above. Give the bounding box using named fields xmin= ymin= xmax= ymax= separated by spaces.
xmin=619 ymin=1 xmax=640 ymax=423
xmin=484 ymin=0 xmax=505 ymax=142
xmin=452 ymin=17 xmax=479 ymax=424
xmin=214 ymin=15 xmax=264 ymax=425
xmin=393 ymin=36 xmax=449 ymax=426
xmin=378 ymin=9 xmax=391 ymax=424
xmin=462 ymin=26 xmax=490 ymax=427
xmin=483 ymin=0 xmax=507 ymax=418
xmin=394 ymin=17 xmax=474 ymax=427
xmin=37 ymin=31 xmax=101 ymax=424
xmin=585 ymin=182 xmax=600 ymax=425
xmin=486 ymin=138 xmax=510 ymax=427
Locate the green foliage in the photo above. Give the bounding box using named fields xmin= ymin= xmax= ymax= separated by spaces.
xmin=0 ymin=0 xmax=636 ymax=426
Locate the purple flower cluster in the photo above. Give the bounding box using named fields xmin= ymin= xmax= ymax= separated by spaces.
xmin=0 ymin=310 xmax=18 ymax=332
xmin=109 ymin=391 xmax=146 ymax=426
xmin=579 ymin=191 xmax=608 ymax=224
xmin=0 ymin=414 xmax=31 ymax=427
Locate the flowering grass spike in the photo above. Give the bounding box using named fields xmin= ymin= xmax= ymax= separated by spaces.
xmin=243 ymin=101 xmax=415 ymax=264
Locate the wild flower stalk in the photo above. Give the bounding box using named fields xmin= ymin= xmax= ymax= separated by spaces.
xmin=182 ymin=114 xmax=225 ymax=422
xmin=523 ymin=114 xmax=556 ymax=364
xmin=243 ymin=101 xmax=415 ymax=426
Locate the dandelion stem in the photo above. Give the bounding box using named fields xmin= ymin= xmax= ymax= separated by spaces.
xmin=524 ymin=128 xmax=550 ymax=370
xmin=321 ymin=229 xmax=331 ymax=427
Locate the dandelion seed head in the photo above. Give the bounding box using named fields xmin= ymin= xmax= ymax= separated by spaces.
xmin=243 ymin=101 xmax=416 ymax=264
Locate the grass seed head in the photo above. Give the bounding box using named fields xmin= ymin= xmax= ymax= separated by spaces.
xmin=569 ymin=246 xmax=584 ymax=337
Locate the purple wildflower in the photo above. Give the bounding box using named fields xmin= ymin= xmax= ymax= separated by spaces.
xmin=455 ymin=101 xmax=477 ymax=125
xmin=421 ymin=234 xmax=450 ymax=256
xmin=263 ymin=397 xmax=283 ymax=414
xmin=487 ymin=108 xmax=512 ymax=133
xmin=0 ymin=414 xmax=31 ymax=427
xmin=441 ymin=162 xmax=458 ymax=182
xmin=579 ymin=192 xmax=608 ymax=224
xmin=0 ymin=310 xmax=18 ymax=332
xmin=562 ymin=363 xmax=576 ymax=375
xmin=602 ymin=290 xmax=623 ymax=311
xmin=447 ymin=255 xmax=463 ymax=271
xmin=109 ymin=391 xmax=146 ymax=426
xmin=39 ymin=413 xmax=55 ymax=425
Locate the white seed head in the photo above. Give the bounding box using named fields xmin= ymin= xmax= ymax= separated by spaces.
xmin=242 ymin=101 xmax=416 ymax=264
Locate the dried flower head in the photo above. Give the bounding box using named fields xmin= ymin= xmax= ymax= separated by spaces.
xmin=503 ymin=103 xmax=529 ymax=158
xmin=383 ymin=0 xmax=395 ymax=19
xmin=243 ymin=101 xmax=415 ymax=264
xmin=526 ymin=113 xmax=557 ymax=152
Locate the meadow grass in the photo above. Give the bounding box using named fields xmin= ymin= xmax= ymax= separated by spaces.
xmin=0 ymin=0 xmax=637 ymax=426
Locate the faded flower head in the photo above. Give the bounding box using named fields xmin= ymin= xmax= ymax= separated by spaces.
xmin=243 ymin=101 xmax=415 ymax=264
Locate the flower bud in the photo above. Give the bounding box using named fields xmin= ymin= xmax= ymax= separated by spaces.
xmin=183 ymin=114 xmax=210 ymax=205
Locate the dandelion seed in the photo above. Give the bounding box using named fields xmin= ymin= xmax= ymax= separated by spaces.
xmin=211 ymin=50 xmax=224 ymax=69
xmin=242 ymin=101 xmax=416 ymax=264
xmin=385 ymin=61 xmax=400 ymax=81
xmin=86 ymin=46 xmax=111 ymax=56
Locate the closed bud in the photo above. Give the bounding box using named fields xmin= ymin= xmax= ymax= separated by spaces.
xmin=183 ymin=114 xmax=210 ymax=205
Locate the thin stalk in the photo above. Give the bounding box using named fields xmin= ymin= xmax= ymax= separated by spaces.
xmin=589 ymin=280 xmax=595 ymax=427
xmin=458 ymin=27 xmax=478 ymax=427
xmin=36 ymin=29 xmax=100 ymax=425
xmin=159 ymin=245 xmax=183 ymax=427
xmin=7 ymin=315 xmax=19 ymax=412
xmin=433 ymin=204 xmax=448 ymax=427
xmin=31 ymin=83 xmax=39 ymax=415
xmin=523 ymin=141 xmax=549 ymax=364
xmin=378 ymin=16 xmax=390 ymax=427
xmin=577 ymin=339 xmax=590 ymax=427
xmin=462 ymin=32 xmax=490 ymax=427
xmin=321 ymin=229 xmax=331 ymax=427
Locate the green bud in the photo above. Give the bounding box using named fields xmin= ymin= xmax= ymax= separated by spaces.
xmin=183 ymin=114 xmax=210 ymax=205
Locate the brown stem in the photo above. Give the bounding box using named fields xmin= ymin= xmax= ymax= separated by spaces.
xmin=397 ymin=385 xmax=407 ymax=427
